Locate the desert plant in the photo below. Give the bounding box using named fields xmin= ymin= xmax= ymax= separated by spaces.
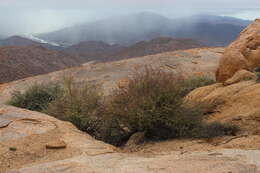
xmin=7 ymin=83 xmax=62 ymax=111
xmin=45 ymin=77 xmax=104 ymax=134
xmin=199 ymin=122 xmax=239 ymax=138
xmin=179 ymin=75 xmax=215 ymax=96
xmin=7 ymin=70 xmax=238 ymax=147
xmin=104 ymin=68 xmax=207 ymax=143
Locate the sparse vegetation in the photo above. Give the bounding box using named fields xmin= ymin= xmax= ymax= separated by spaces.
xmin=7 ymin=83 xmax=62 ymax=112
xmin=180 ymin=75 xmax=215 ymax=96
xmin=44 ymin=76 xmax=104 ymax=135
xmin=7 ymin=68 xmax=238 ymax=146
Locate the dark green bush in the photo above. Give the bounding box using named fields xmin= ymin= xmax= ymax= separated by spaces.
xmin=7 ymin=83 xmax=62 ymax=112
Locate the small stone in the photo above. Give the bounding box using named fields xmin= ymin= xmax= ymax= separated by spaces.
xmin=46 ymin=140 xmax=67 ymax=149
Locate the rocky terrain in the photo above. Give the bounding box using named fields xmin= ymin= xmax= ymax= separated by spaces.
xmin=0 ymin=18 xmax=260 ymax=173
xmin=217 ymin=18 xmax=260 ymax=82
xmin=0 ymin=45 xmax=84 ymax=84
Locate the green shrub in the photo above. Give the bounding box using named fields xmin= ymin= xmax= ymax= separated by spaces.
xmin=45 ymin=77 xmax=104 ymax=135
xmin=103 ymin=68 xmax=218 ymax=144
xmin=7 ymin=83 xmax=62 ymax=112
xmin=180 ymin=75 xmax=215 ymax=96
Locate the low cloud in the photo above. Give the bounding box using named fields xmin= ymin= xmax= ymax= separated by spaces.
xmin=0 ymin=0 xmax=259 ymax=36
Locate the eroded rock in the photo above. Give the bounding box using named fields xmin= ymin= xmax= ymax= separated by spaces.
xmin=216 ymin=18 xmax=260 ymax=83
xmin=224 ymin=69 xmax=257 ymax=86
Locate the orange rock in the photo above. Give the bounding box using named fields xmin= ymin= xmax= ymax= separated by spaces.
xmin=216 ymin=18 xmax=260 ymax=83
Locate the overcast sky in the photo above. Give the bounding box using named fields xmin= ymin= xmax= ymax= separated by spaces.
xmin=0 ymin=0 xmax=260 ymax=36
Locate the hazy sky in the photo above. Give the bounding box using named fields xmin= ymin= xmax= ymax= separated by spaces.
xmin=0 ymin=0 xmax=260 ymax=36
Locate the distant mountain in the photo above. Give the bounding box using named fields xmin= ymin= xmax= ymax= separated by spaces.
xmin=0 ymin=36 xmax=62 ymax=50
xmin=38 ymin=13 xmax=251 ymax=47
xmin=0 ymin=45 xmax=83 ymax=83
xmin=63 ymin=41 xmax=124 ymax=61
xmin=63 ymin=37 xmax=203 ymax=62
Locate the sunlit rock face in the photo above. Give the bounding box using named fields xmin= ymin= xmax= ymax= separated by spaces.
xmin=216 ymin=18 xmax=260 ymax=83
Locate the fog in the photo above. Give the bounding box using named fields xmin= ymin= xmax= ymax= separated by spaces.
xmin=0 ymin=0 xmax=260 ymax=36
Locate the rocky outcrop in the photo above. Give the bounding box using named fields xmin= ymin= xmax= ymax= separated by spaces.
xmin=186 ymin=78 xmax=260 ymax=134
xmin=216 ymin=18 xmax=260 ymax=83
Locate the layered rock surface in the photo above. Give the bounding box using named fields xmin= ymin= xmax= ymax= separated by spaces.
xmin=1 ymin=105 xmax=260 ymax=173
xmin=216 ymin=18 xmax=260 ymax=82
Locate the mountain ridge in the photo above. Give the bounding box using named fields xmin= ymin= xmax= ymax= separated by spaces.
xmin=37 ymin=13 xmax=251 ymax=46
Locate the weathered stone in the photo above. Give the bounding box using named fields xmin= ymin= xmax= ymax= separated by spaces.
xmin=216 ymin=18 xmax=260 ymax=83
xmin=46 ymin=140 xmax=67 ymax=149
xmin=224 ymin=69 xmax=257 ymax=86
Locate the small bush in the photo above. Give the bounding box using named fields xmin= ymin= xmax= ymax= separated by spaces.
xmin=7 ymin=83 xmax=62 ymax=112
xmin=45 ymin=77 xmax=104 ymax=134
xmin=199 ymin=122 xmax=240 ymax=138
xmin=103 ymin=68 xmax=219 ymax=145
xmin=180 ymin=76 xmax=215 ymax=96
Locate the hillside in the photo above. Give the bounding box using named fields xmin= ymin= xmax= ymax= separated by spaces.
xmin=63 ymin=41 xmax=124 ymax=62
xmin=0 ymin=47 xmax=223 ymax=103
xmin=0 ymin=36 xmax=62 ymax=50
xmin=63 ymin=37 xmax=203 ymax=62
xmin=38 ymin=13 xmax=250 ymax=46
xmin=109 ymin=37 xmax=204 ymax=61
xmin=0 ymin=45 xmax=83 ymax=84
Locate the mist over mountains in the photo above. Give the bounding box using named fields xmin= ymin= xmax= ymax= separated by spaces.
xmin=37 ymin=12 xmax=251 ymax=47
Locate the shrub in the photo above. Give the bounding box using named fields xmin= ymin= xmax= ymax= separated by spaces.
xmin=45 ymin=77 xmax=104 ymax=135
xmin=199 ymin=122 xmax=240 ymax=139
xmin=180 ymin=75 xmax=215 ymax=96
xmin=103 ymin=68 xmax=216 ymax=144
xmin=7 ymin=70 xmax=238 ymax=146
xmin=7 ymin=83 xmax=62 ymax=112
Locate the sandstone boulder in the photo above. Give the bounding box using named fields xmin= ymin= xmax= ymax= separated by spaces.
xmin=216 ymin=18 xmax=260 ymax=83
xmin=186 ymin=79 xmax=260 ymax=134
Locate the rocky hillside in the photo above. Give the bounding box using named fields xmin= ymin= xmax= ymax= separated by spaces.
xmin=38 ymin=13 xmax=250 ymax=46
xmin=2 ymin=18 xmax=260 ymax=173
xmin=63 ymin=37 xmax=204 ymax=62
xmin=63 ymin=40 xmax=124 ymax=62
xmin=0 ymin=45 xmax=83 ymax=84
xmin=0 ymin=47 xmax=223 ymax=103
